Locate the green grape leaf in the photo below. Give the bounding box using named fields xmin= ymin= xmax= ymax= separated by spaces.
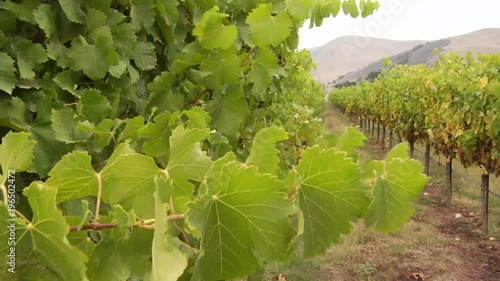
xmin=111 ymin=23 xmax=137 ymax=56
xmin=77 ymin=89 xmax=112 ymax=124
xmin=360 ymin=0 xmax=380 ymax=18
xmin=210 ymin=87 xmax=250 ymax=141
xmin=139 ymin=112 xmax=174 ymax=158
xmin=118 ymin=116 xmax=145 ymax=142
xmin=199 ymin=49 xmax=240 ymax=89
xmin=197 ymin=151 xmax=237 ymax=196
xmin=16 ymin=182 xmax=89 ymax=281
xmin=0 ymin=132 xmax=35 ymax=183
xmin=66 ymin=216 xmax=96 ymax=256
xmin=146 ymin=71 xmax=184 ymax=114
xmin=245 ymin=126 xmax=288 ymax=175
xmin=68 ymin=36 xmax=119 ymax=80
xmin=364 ymin=143 xmax=429 ymax=232
xmin=0 ymin=52 xmax=16 ymax=94
xmin=29 ymin=124 xmax=75 ymax=176
xmin=34 ymin=4 xmax=58 ymax=40
xmin=58 ymin=0 xmax=86 ymax=23
xmin=90 ymin=119 xmax=115 ymax=150
xmin=246 ymin=4 xmax=292 ymax=47
xmin=167 ymin=126 xmax=213 ymax=181
xmin=54 ymin=70 xmax=81 ymax=96
xmin=86 ymin=8 xmax=113 ymax=42
xmin=133 ymin=41 xmax=157 ymax=70
xmin=87 ymin=229 xmax=153 ymax=281
xmin=0 ymin=96 xmax=28 ymax=130
xmin=1 ymin=0 xmax=38 ymax=24
xmin=109 ymin=58 xmax=127 ymax=78
xmin=51 ymin=109 xmax=93 ymax=143
xmin=12 ymin=38 xmax=48 ymax=79
xmin=101 ymin=153 xmax=162 ymax=218
xmin=47 ymin=42 xmax=70 ymax=68
xmin=166 ymin=126 xmax=213 ymax=211
xmin=152 ymin=176 xmax=189 ymax=281
xmin=250 ymin=47 xmax=281 ymax=91
xmin=295 ymin=146 xmax=370 ymax=257
xmin=45 ymin=151 xmax=99 ymax=203
xmin=194 ymin=7 xmax=238 ymax=50
xmin=335 ymin=126 xmax=366 ymax=161
xmin=109 ymin=205 xmax=136 ymax=239
xmin=186 ymin=161 xmax=294 ymax=280
xmin=342 ymin=0 xmax=360 ymax=17
xmin=131 ymin=0 xmax=155 ymax=30
xmin=286 ymin=0 xmax=314 ymax=20
xmin=182 ymin=106 xmax=211 ymax=129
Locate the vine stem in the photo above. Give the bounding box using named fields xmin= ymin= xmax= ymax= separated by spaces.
xmin=68 ymin=214 xmax=186 ymax=232
xmin=241 ymin=46 xmax=255 ymax=66
xmin=1 ymin=183 xmax=7 ymax=206
xmin=183 ymin=88 xmax=209 ymax=107
xmin=170 ymin=196 xmax=195 ymax=254
xmin=15 ymin=210 xmax=30 ymax=223
xmin=94 ymin=173 xmax=103 ymax=222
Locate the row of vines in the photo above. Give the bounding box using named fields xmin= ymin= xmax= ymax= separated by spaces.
xmin=0 ymin=0 xmax=431 ymax=281
xmin=330 ymin=52 xmax=500 ymax=235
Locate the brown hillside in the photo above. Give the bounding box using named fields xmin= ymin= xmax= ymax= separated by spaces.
xmin=331 ymin=28 xmax=500 ymax=84
xmin=309 ymin=36 xmax=424 ymax=83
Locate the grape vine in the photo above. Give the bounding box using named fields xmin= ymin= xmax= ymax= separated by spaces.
xmin=0 ymin=1 xmax=429 ymax=280
xmin=330 ymin=51 xmax=500 ymax=235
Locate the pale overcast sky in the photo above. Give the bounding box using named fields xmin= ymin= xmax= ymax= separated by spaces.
xmin=298 ymin=0 xmax=500 ymax=49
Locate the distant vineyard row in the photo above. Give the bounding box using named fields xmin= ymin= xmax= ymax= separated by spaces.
xmin=329 ymin=52 xmax=500 ymax=235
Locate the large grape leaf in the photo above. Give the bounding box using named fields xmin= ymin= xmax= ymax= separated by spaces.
xmin=295 ymin=146 xmax=370 ymax=257
xmin=0 ymin=131 xmax=36 ymax=184
xmin=152 ymin=176 xmax=189 ymax=281
xmin=245 ymin=126 xmax=288 ymax=175
xmin=364 ymin=143 xmax=429 ymax=232
xmin=193 ymin=7 xmax=238 ymax=50
xmin=246 ymin=4 xmax=292 ymax=47
xmin=0 ymin=52 xmax=16 ymax=94
xmin=210 ymin=87 xmax=250 ymax=141
xmin=45 ymin=151 xmax=99 ymax=203
xmin=101 ymin=153 xmax=162 ymax=218
xmin=68 ymin=36 xmax=119 ymax=80
xmin=13 ymin=182 xmax=89 ymax=281
xmin=186 ymin=161 xmax=294 ymax=280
